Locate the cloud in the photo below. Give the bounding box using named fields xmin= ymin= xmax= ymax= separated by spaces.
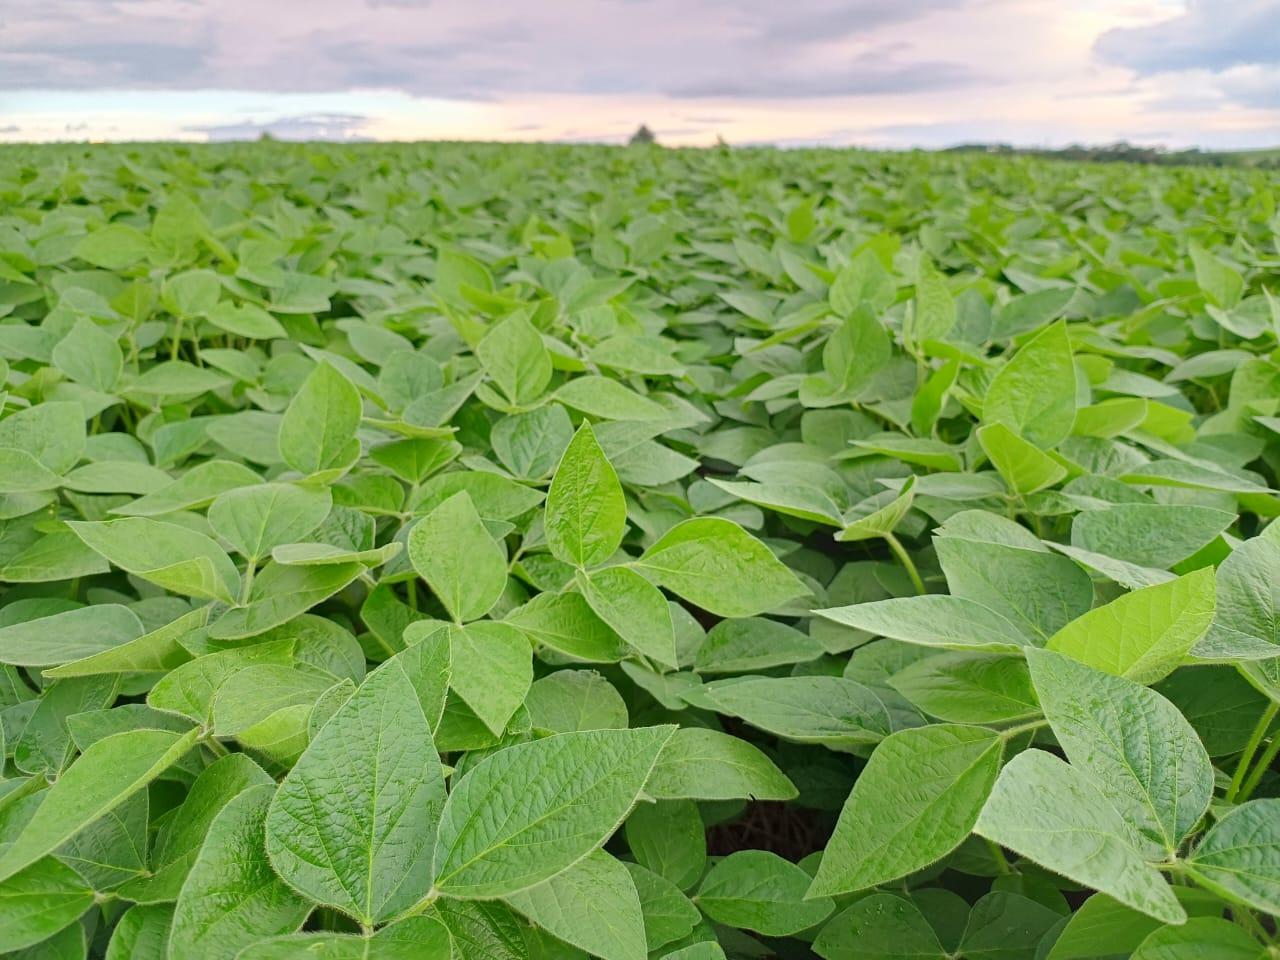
xmin=184 ymin=113 xmax=373 ymax=141
xmin=1094 ymin=1 xmax=1280 ymax=75
xmin=665 ymin=57 xmax=978 ymax=99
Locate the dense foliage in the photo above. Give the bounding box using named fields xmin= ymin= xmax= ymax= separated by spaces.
xmin=0 ymin=141 xmax=1278 ymax=960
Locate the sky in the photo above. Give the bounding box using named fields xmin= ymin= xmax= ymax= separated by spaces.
xmin=1 ymin=0 xmax=1278 ymax=148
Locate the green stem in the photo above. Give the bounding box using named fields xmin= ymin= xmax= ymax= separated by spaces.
xmin=998 ymin=718 xmax=1049 ymax=741
xmin=1240 ymin=732 xmax=1280 ymax=803
xmin=203 ymin=736 xmax=230 ymax=758
xmin=884 ymin=532 xmax=926 ymax=595
xmin=1229 ymin=703 xmax=1278 ymax=804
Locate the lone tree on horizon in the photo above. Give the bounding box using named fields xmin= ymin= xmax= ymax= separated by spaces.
xmin=629 ymin=124 xmax=656 ymax=146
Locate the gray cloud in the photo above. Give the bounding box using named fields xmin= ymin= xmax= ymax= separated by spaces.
xmin=184 ymin=113 xmax=373 ymax=141
xmin=1094 ymin=1 xmax=1280 ymax=75
xmin=0 ymin=0 xmax=971 ymax=101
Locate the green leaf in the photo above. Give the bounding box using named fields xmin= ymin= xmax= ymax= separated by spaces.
xmin=1045 ymin=889 xmax=1223 ymax=960
xmin=409 ymin=491 xmax=508 ymax=623
xmin=265 ymin=648 xmax=445 ymax=924
xmin=277 ymin=362 xmax=362 ymax=478
xmin=1187 ymin=799 xmax=1280 ymax=915
xmin=1189 ymin=243 xmax=1244 ymax=310
xmin=975 ymin=750 xmax=1183 ymax=923
xmin=0 ymin=727 xmax=199 ymax=882
xmin=814 ymin=596 xmax=1034 ymax=652
xmin=1028 ymin=649 xmax=1212 ymax=857
xmin=206 ymin=560 xmax=364 ymax=639
xmin=836 ymin=476 xmax=916 ymax=542
xmin=634 ymin=517 xmax=806 ymax=617
xmin=554 ymin=375 xmax=667 ymax=421
xmin=578 ymin=566 xmax=677 ymax=668
xmin=52 ymin=317 xmax=123 ymax=391
xmin=235 ymin=917 xmax=452 ymax=959
xmin=625 ymin=800 xmax=705 ymax=891
xmin=208 ymin=482 xmax=331 ymax=562
xmin=1046 ymin=569 xmax=1215 ymax=684
xmin=1070 ymin=505 xmax=1234 ymax=571
xmin=68 ymin=518 xmax=240 ymax=603
xmin=982 ymin=321 xmax=1076 ymax=448
xmin=889 ymin=653 xmax=1039 ymax=725
xmin=545 ymin=423 xmax=626 ymax=568
xmin=704 ymin=676 xmax=890 ymax=747
xmin=977 ymin=422 xmax=1068 ymax=495
xmin=446 ymin=621 xmax=532 ymax=736
xmin=506 ymin=851 xmax=647 ymax=960
xmin=1132 ymin=917 xmax=1266 ymax=960
xmin=696 ymin=850 xmax=834 ymax=936
xmin=477 ymin=314 xmax=553 ymax=407
xmin=168 ymin=785 xmax=311 ymax=960
xmin=432 ymin=725 xmax=675 ymax=897
xmin=0 ymin=604 xmax=143 ymax=667
xmin=504 ymin=592 xmax=627 ymax=663
xmin=646 ymin=727 xmax=797 ymax=801
xmin=809 ymin=724 xmax=1003 ymax=896
xmin=626 ymin=861 xmax=701 ymax=950
xmin=75 ymin=223 xmax=153 ymax=268
xmin=813 ymin=894 xmax=946 ymax=960
xmin=0 ymin=858 xmax=94 ymax=953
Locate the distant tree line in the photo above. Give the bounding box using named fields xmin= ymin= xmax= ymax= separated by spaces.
xmin=943 ymin=141 xmax=1280 ymax=169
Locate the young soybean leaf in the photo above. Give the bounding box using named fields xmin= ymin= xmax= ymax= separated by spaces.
xmin=1028 ymin=649 xmax=1212 ymax=858
xmin=0 ymin=727 xmax=199 ymax=882
xmin=207 ymin=482 xmax=332 ymax=562
xmin=958 ymin=892 xmax=1063 ymax=960
xmin=277 ymin=361 xmax=362 ymax=479
xmin=0 ymin=603 xmax=143 ymax=667
xmin=982 ymin=320 xmax=1076 ymax=448
xmin=476 ymin=313 xmax=553 ymax=407
xmin=1069 ymin=504 xmax=1234 ymax=571
xmin=265 ymin=648 xmax=446 ymax=925
xmin=704 ymin=676 xmax=891 ymax=747
xmin=634 ymin=517 xmax=806 ymax=617
xmin=106 ymin=903 xmax=175 ymax=960
xmin=977 ymin=422 xmax=1068 ymax=496
xmin=1132 ymin=917 xmax=1266 ymax=960
xmin=814 ymin=894 xmax=946 ymax=960
xmin=205 ymin=561 xmax=364 ymax=640
xmin=0 ymin=857 xmax=95 ymax=953
xmin=696 ymin=850 xmax=834 ymax=937
xmin=505 ymin=851 xmax=647 ymax=960
xmin=446 ymin=621 xmax=532 ymax=736
xmin=836 ymin=476 xmax=916 ymax=542
xmin=432 ymin=725 xmax=675 ymax=898
xmin=545 ymin=423 xmax=626 ymax=569
xmin=625 ymin=861 xmax=701 ymax=951
xmin=625 ymin=800 xmax=706 ymax=891
xmin=68 ymin=518 xmax=240 ymax=603
xmin=578 ymin=566 xmax=678 ymax=668
xmin=409 ymin=491 xmax=507 ymax=623
xmin=1198 ymin=533 xmax=1280 ymax=658
xmin=0 ymin=401 xmax=85 ymax=476
xmin=889 ymin=653 xmax=1040 ymax=725
xmin=432 ymin=900 xmax=527 ymax=959
xmin=1046 ymin=569 xmax=1215 ymax=684
xmin=975 ymin=750 xmax=1184 ymax=923
xmin=169 ymin=785 xmax=311 ymax=960
xmin=52 ymin=317 xmax=123 ymax=392
xmin=1187 ymin=799 xmax=1280 ymax=915
xmin=808 ymin=724 xmax=1003 ymax=897
xmin=645 ymin=727 xmax=797 ymax=801
xmin=814 ymin=595 xmax=1034 ymax=652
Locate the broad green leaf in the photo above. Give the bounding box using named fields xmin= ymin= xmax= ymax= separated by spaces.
xmin=1200 ymin=533 xmax=1280 ymax=657
xmin=68 ymin=518 xmax=240 ymax=603
xmin=1028 ymin=649 xmax=1212 ymax=857
xmin=1187 ymin=799 xmax=1280 ymax=915
xmin=207 ymin=482 xmax=331 ymax=561
xmin=278 ymin=361 xmax=362 ymax=478
xmin=432 ymin=725 xmax=675 ymax=897
xmin=1046 ymin=569 xmax=1215 ymax=683
xmin=1132 ymin=917 xmax=1265 ymax=960
xmin=646 ymin=727 xmax=797 ymax=801
xmin=504 ymin=592 xmax=627 ymax=663
xmin=477 ymin=313 xmax=553 ymax=407
xmin=446 ymin=621 xmax=532 ymax=736
xmin=545 ymin=423 xmax=626 ymax=568
xmin=809 ymin=724 xmax=1003 ymax=896
xmin=147 ymin=638 xmax=295 ymax=724
xmin=0 ymin=727 xmax=198 ymax=882
xmin=236 ymin=917 xmax=452 ymax=959
xmin=433 ymin=899 xmax=527 ymax=960
xmin=168 ymin=785 xmax=311 ymax=960
xmin=889 ymin=652 xmax=1039 ymax=724
xmin=75 ymin=223 xmax=152 ymax=269
xmin=696 ymin=850 xmax=834 ymax=936
xmin=525 ymin=670 xmax=628 ymax=733
xmin=1070 ymin=505 xmax=1234 ymax=570
xmin=694 ymin=616 xmax=823 ymax=673
xmin=554 ymin=375 xmax=667 ymax=421
xmin=578 ymin=566 xmax=677 ymax=668
xmin=634 ymin=517 xmax=806 ymax=617
xmin=813 ymin=894 xmax=946 ymax=960
xmin=814 ymin=596 xmax=1034 ymax=652
xmin=0 ymin=604 xmax=143 ymax=667
xmin=1046 ymin=889 xmax=1223 ymax=960
xmin=625 ymin=861 xmax=701 ymax=950
xmin=625 ymin=800 xmax=705 ymax=891
xmin=265 ymin=648 xmax=445 ymax=925
xmin=113 ymin=460 xmax=262 ymax=517
xmin=975 ymin=750 xmax=1183 ymax=923
xmin=1189 ymin=242 xmax=1244 ymax=310
xmin=978 ymin=422 xmax=1068 ymax=495
xmin=52 ymin=317 xmax=122 ymax=391
xmin=409 ymin=491 xmax=508 ymax=623
xmin=836 ymin=476 xmax=916 ymax=542
xmin=106 ymin=904 xmax=174 ymax=960
xmin=206 ymin=561 xmax=364 ymax=639
xmin=0 ymin=402 xmax=85 ymax=475
xmin=982 ymin=321 xmax=1076 ymax=448
xmin=506 ymin=851 xmax=646 ymax=960
xmin=0 ymin=857 xmax=94 ymax=953
xmin=703 ymin=676 xmax=890 ymax=747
